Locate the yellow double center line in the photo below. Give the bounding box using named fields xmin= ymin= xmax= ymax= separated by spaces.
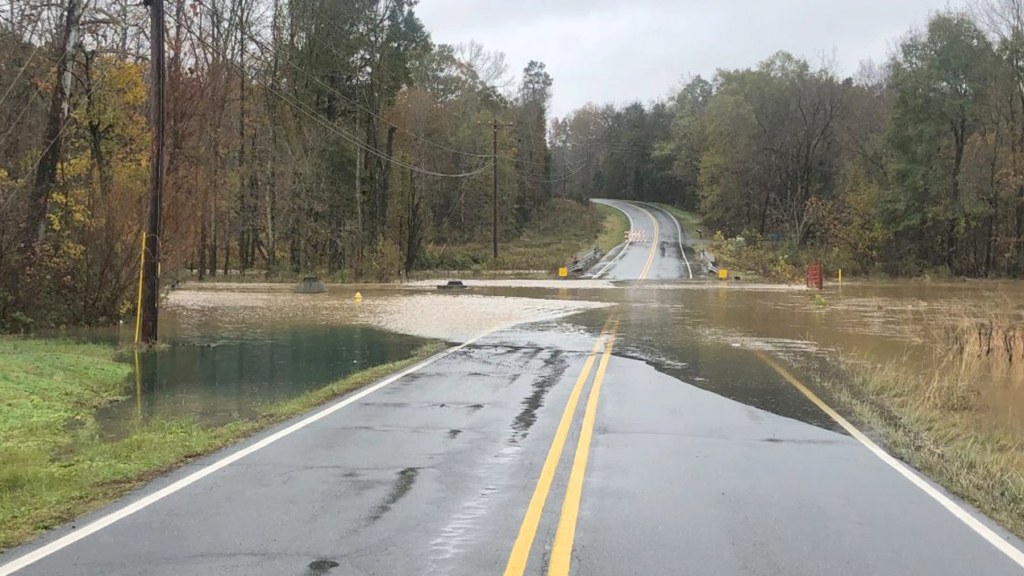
xmin=503 ymin=319 xmax=619 ymax=576
xmin=636 ymin=205 xmax=660 ymax=280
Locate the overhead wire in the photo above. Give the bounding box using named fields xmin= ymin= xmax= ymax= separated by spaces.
xmin=0 ymin=27 xmax=76 ymax=149
xmin=0 ymin=83 xmax=97 ymax=214
xmin=297 ymin=0 xmax=568 ymax=170
xmin=200 ymin=0 xmax=493 ymax=161
xmin=518 ymin=162 xmax=587 ymax=184
xmin=171 ymin=8 xmax=492 ymax=178
xmin=0 ymin=79 xmax=44 ymax=148
xmin=0 ymin=42 xmax=41 ymax=110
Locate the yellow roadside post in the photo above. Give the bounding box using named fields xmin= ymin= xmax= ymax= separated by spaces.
xmin=134 ymin=232 xmax=145 ymax=345
xmin=558 ymin=267 xmax=568 ymax=279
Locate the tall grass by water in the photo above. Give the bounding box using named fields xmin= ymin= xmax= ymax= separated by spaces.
xmin=812 ymin=303 xmax=1024 ymax=539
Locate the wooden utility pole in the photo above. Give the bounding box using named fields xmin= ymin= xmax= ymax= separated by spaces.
xmin=140 ymin=0 xmax=166 ymax=344
xmin=492 ymin=119 xmax=498 ymax=259
xmin=487 ymin=119 xmax=513 ymax=259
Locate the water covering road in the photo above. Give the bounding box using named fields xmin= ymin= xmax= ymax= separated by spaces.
xmin=3 ymin=202 xmax=1024 ymax=576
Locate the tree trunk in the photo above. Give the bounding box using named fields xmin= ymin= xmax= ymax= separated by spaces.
xmin=378 ymin=126 xmax=396 ymax=242
xmin=199 ymin=213 xmax=208 ymax=281
xmin=405 ymin=170 xmax=423 ymax=272
xmin=236 ymin=1 xmax=249 ymax=272
xmin=354 ymin=114 xmax=363 ymax=278
xmin=948 ymin=119 xmax=966 ymax=271
xmin=20 ymin=0 xmax=81 ymax=254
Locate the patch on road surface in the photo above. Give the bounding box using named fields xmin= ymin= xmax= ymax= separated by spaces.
xmin=368 ymin=467 xmax=419 ymax=524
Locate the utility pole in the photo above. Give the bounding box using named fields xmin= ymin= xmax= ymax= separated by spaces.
xmin=487 ymin=119 xmax=513 ymax=259
xmin=141 ymin=0 xmax=166 ymax=344
xmin=562 ymin=155 xmax=567 ymax=198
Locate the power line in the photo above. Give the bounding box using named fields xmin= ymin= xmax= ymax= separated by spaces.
xmin=296 ymin=1 xmax=562 ymax=171
xmin=518 ymin=162 xmax=587 ymax=183
xmin=0 ymin=42 xmax=41 ymax=110
xmin=171 ymin=9 xmax=492 ymax=178
xmin=0 ymin=83 xmax=96 ymax=214
xmin=0 ymin=81 xmax=44 ymax=148
xmin=278 ymin=0 xmax=566 ymax=170
xmin=197 ymin=0 xmax=493 ymax=161
xmin=0 ymin=39 xmax=75 ymax=149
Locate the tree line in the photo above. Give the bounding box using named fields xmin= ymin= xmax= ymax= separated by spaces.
xmin=552 ymin=1 xmax=1024 ymax=279
xmin=0 ymin=0 xmax=559 ymax=330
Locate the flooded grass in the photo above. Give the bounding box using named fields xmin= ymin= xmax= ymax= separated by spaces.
xmin=0 ymin=339 xmax=443 ymax=552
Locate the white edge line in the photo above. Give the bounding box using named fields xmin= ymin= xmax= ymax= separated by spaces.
xmin=592 ymin=199 xmax=635 ymax=279
xmin=837 ymin=408 xmax=1024 ymax=568
xmin=648 ymin=203 xmax=693 ymax=279
xmin=0 ymin=326 xmax=507 ymax=576
xmin=625 ymin=202 xmax=666 ymax=280
xmin=766 ymin=354 xmax=1024 ymax=569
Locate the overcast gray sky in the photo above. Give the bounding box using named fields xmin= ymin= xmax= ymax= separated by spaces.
xmin=416 ymin=0 xmax=968 ymax=118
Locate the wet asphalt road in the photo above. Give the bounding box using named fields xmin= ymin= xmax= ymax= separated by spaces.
xmin=4 ymin=205 xmax=1024 ymax=575
xmin=589 ymin=199 xmax=695 ymax=281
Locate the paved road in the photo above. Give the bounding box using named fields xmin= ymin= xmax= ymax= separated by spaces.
xmin=4 ymin=211 xmax=1024 ymax=575
xmin=588 ymin=199 xmax=695 ymax=281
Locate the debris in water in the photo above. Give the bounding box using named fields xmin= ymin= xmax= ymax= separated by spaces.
xmin=438 ymin=280 xmax=468 ymax=290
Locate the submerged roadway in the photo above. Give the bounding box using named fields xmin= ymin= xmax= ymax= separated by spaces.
xmin=3 ymin=200 xmax=1024 ymax=576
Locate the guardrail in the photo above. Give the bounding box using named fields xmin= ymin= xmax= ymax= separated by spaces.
xmin=568 ymin=247 xmax=603 ymax=274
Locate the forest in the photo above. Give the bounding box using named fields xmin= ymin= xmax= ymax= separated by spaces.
xmin=0 ymin=0 xmax=559 ymax=330
xmin=9 ymin=1 xmax=1024 ymax=330
xmin=552 ymin=1 xmax=1024 ymax=281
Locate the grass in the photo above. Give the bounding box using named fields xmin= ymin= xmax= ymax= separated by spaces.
xmin=419 ymin=198 xmax=607 ymax=273
xmin=0 ymin=337 xmax=444 ymax=551
xmin=806 ymin=326 xmax=1024 ymax=540
xmin=594 ymin=203 xmax=630 ymax=254
xmin=651 ymin=203 xmax=703 ymax=240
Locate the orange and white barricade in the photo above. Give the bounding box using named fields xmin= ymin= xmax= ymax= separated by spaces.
xmin=624 ymin=230 xmax=648 ymax=244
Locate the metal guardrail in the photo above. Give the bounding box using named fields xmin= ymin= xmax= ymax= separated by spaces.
xmin=700 ymin=248 xmax=718 ymax=274
xmin=568 ymin=247 xmax=603 ymax=274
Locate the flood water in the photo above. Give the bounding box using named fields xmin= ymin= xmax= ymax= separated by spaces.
xmin=70 ymin=279 xmax=1024 ymax=439
xmin=86 ymin=322 xmax=427 ymax=437
xmin=479 ymin=280 xmax=1024 ymax=433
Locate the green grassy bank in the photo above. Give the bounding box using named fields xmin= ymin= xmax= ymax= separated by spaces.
xmin=0 ymin=338 xmax=443 ymax=551
xmin=594 ymin=203 xmax=630 ymax=255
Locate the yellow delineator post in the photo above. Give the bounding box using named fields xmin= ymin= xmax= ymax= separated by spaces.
xmin=558 ymin=267 xmax=568 ymax=279
xmin=838 ymin=269 xmax=843 ymax=284
xmin=134 ymin=232 xmax=145 ymax=344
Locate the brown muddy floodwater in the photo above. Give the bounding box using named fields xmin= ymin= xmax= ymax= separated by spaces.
xmin=83 ymin=284 xmax=609 ymax=437
xmin=75 ymin=279 xmax=1024 ymax=438
xmin=455 ymin=279 xmax=1024 ymax=433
